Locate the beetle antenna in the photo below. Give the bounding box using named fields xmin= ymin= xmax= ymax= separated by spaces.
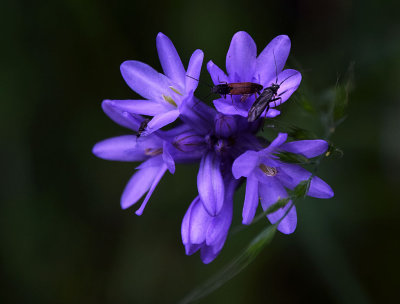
xmin=273 ymin=49 xmax=278 ymax=84
xmin=279 ymin=73 xmax=296 ymax=86
xmin=185 ymin=74 xmax=212 ymax=88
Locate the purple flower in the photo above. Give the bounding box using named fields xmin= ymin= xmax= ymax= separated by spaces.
xmin=93 ymin=31 xmax=336 ymax=264
xmin=207 ymin=32 xmax=302 ymax=119
xmin=106 ymin=33 xmax=204 ymax=135
xmin=182 ymin=178 xmax=238 ymax=264
xmin=232 ymin=133 xmax=334 ymax=234
xmin=92 ymin=101 xmax=202 ymax=215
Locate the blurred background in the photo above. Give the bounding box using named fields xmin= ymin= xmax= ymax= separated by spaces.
xmin=1 ymin=0 xmax=399 ymax=303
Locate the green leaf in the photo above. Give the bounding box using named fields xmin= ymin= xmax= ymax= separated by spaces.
xmin=333 ymin=62 xmax=354 ymax=123
xmin=290 ymin=179 xmax=311 ymax=199
xmin=265 ymin=197 xmax=290 ymax=214
xmin=179 ymin=225 xmax=277 ymax=304
xmin=274 ymin=151 xmax=310 ymax=164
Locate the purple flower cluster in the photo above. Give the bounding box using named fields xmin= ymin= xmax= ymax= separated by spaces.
xmin=93 ymin=32 xmax=334 ymax=263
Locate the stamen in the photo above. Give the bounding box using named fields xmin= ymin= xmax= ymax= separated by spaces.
xmin=162 ymin=94 xmax=177 ymax=106
xmin=145 ymin=148 xmax=163 ymax=156
xmin=259 ymin=163 xmax=278 ymax=176
xmin=169 ymin=86 xmax=183 ymax=96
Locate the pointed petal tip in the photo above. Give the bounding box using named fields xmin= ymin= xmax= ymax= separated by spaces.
xmin=241 ymin=218 xmax=252 ymax=225
xmin=156 ymin=32 xmax=166 ymax=39
xmin=232 ymin=30 xmax=251 ymax=39
xmin=277 ymin=224 xmax=297 ymax=235
xmin=135 ymin=208 xmax=144 ymax=216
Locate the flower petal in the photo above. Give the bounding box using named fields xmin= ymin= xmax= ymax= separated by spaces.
xmin=232 ymin=150 xmax=259 ymax=178
xmin=156 ymin=32 xmax=186 ymax=88
xmin=272 ymin=69 xmax=302 ymax=105
xmin=109 ymin=99 xmax=171 ymax=116
xmin=207 ymin=60 xmax=229 ymax=85
xmin=200 ymin=245 xmax=220 ymax=264
xmin=242 ymin=175 xmax=259 ymax=224
xmin=185 ymin=49 xmax=204 ymax=92
xmin=226 ymin=31 xmax=257 ymax=82
xmin=135 ymin=163 xmax=168 ymax=215
xmin=213 ymin=99 xmax=248 ymax=117
xmin=258 ymin=177 xmax=297 ymax=234
xmin=277 ymin=163 xmax=334 ymax=198
xmin=120 ymin=160 xmax=163 ymax=209
xmin=145 ymin=109 xmax=180 ymax=135
xmin=260 ymin=133 xmax=288 ymax=154
xmin=120 ymin=60 xmax=173 ymax=101
xmin=197 ymin=152 xmax=225 ymax=216
xmin=181 ymin=200 xmax=193 ymax=245
xmin=256 ymin=35 xmax=291 ymax=86
xmin=180 ymin=94 xmax=215 ymax=135
xmin=206 ymin=179 xmax=236 ymax=247
xmin=214 ymin=113 xmax=237 ymax=137
xmin=189 ymin=197 xmax=213 ymax=244
xmin=92 ymin=135 xmax=159 ymax=162
xmin=162 ymin=141 xmax=175 ymax=174
xmin=280 ymin=140 xmax=328 ymax=158
xmin=102 ymin=100 xmax=140 ymax=131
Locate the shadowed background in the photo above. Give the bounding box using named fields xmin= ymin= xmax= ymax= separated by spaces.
xmin=1 ymin=0 xmax=399 ymax=303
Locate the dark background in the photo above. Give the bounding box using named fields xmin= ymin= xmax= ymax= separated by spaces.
xmin=1 ymin=0 xmax=399 ymax=303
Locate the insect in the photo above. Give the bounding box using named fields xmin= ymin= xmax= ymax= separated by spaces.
xmin=186 ymin=75 xmax=263 ymax=101
xmin=247 ymin=51 xmax=296 ymax=122
xmin=247 ymin=83 xmax=282 ymax=122
xmin=136 ymin=118 xmax=150 ymax=138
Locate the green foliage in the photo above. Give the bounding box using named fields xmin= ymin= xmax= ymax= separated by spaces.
xmin=274 ymin=151 xmax=311 ymax=165
xmin=265 ymin=197 xmax=290 ymax=214
xmin=179 ymin=225 xmax=277 ymax=304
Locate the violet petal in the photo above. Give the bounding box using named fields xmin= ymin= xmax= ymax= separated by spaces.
xmin=258 ymin=177 xmax=297 ymax=234
xmin=120 ymin=60 xmax=173 ymax=101
xmin=226 ymin=31 xmax=257 ymax=82
xmin=156 ymin=32 xmax=186 ymax=88
xmin=146 ymin=109 xmax=180 ymax=135
xmin=206 ymin=179 xmax=235 ymax=246
xmin=260 ymin=133 xmax=288 ymax=154
xmin=277 ymin=163 xmax=334 ymax=198
xmin=197 ymin=152 xmax=225 ymax=216
xmin=135 ymin=163 xmax=168 ymax=215
xmin=189 ymin=197 xmax=213 ymax=244
xmin=256 ymin=35 xmax=291 ymax=86
xmin=232 ymin=150 xmax=259 ymax=179
xmin=280 ymin=140 xmax=328 ymax=158
xmin=200 ymin=246 xmax=219 ymax=264
xmin=120 ymin=161 xmax=163 ymax=209
xmin=162 ymin=141 xmax=175 ymax=174
xmin=92 ymin=135 xmax=158 ymax=162
xmin=185 ymin=49 xmax=204 ymax=93
xmin=108 ymin=99 xmax=171 ymax=116
xmin=102 ymin=100 xmax=140 ymax=131
xmin=273 ymin=69 xmax=302 ymax=105
xmin=207 ymin=60 xmax=229 ymax=85
xmin=242 ymin=175 xmax=259 ymax=225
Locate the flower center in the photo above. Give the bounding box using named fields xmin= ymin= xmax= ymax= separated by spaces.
xmin=259 ymin=163 xmax=278 ymax=176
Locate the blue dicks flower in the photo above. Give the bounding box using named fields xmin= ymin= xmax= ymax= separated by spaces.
xmin=232 ymin=133 xmax=334 ymax=234
xmin=107 ymin=33 xmax=204 ymax=135
xmin=207 ymin=32 xmax=302 ymax=119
